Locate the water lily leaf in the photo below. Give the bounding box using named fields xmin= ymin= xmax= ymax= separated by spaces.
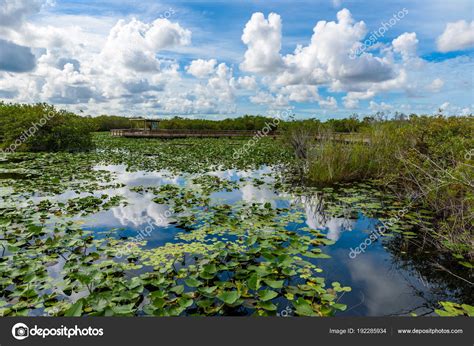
xmin=199 ymin=271 xmax=216 ymax=280
xmin=321 ymin=293 xmax=336 ymax=301
xmin=198 ymin=286 xmax=217 ymax=295
xmin=282 ymin=268 xmax=297 ymax=276
xmin=202 ymin=264 xmax=217 ymax=273
xmin=332 ymin=303 xmax=347 ymax=311
xmin=170 ymin=285 xmax=184 ymax=295
xmin=257 ymin=301 xmax=277 ymax=311
xmin=246 ymin=236 xmax=258 ymax=246
xmin=434 ymin=309 xmax=453 ymax=316
xmin=178 ymin=297 xmax=194 ymax=308
xmin=111 ymin=304 xmax=135 ymax=315
xmin=196 ymin=299 xmax=213 ymax=309
xmin=152 ymin=298 xmax=166 ymax=309
xmin=150 ymin=290 xmax=168 ymax=299
xmin=293 ymin=298 xmax=317 ymax=316
xmin=217 ymin=291 xmax=240 ymax=305
xmin=184 ymin=277 xmax=203 ymax=287
xmin=248 ymin=265 xmax=272 ymax=277
xmin=64 ymin=300 xmax=83 ymax=317
xmin=247 ymin=273 xmax=261 ymax=291
xmin=258 ymin=290 xmax=278 ymax=302
xmin=461 ymin=304 xmax=474 ymax=316
xmin=304 ymin=252 xmax=331 ymax=259
xmin=276 ymin=255 xmax=293 ymax=267
xmin=263 ymin=279 xmax=284 ymax=289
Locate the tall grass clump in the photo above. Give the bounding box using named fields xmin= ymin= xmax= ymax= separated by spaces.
xmin=306 ymin=141 xmax=375 ymax=184
xmin=302 ymin=120 xmax=413 ymax=184
xmin=286 ymin=115 xmax=473 ymax=258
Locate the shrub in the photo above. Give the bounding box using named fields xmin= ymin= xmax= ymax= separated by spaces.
xmin=0 ymin=102 xmax=94 ymax=152
xmin=91 ymin=115 xmax=131 ymax=132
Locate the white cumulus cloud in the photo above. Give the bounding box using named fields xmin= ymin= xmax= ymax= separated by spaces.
xmin=319 ymin=96 xmax=338 ymax=109
xmin=236 ymin=75 xmax=257 ymax=90
xmin=240 ymin=12 xmax=283 ymax=74
xmin=186 ymin=59 xmax=217 ymax=78
xmin=437 ymin=20 xmax=474 ymax=52
xmin=241 ymin=9 xmax=399 ymax=109
xmin=392 ymin=32 xmax=418 ymax=60
xmin=0 ymin=0 xmax=46 ymax=27
xmin=427 ymin=78 xmax=444 ymax=92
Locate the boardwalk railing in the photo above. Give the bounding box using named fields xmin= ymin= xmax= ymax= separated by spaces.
xmin=315 ymin=133 xmax=371 ymax=144
xmin=110 ymin=129 xmax=370 ymax=143
xmin=110 ymin=129 xmax=273 ymax=138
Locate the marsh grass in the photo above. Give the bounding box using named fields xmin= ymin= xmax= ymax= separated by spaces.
xmin=288 ymin=116 xmax=474 ymax=258
xmin=307 ymin=141 xmax=375 ymax=184
xmin=304 ymin=122 xmax=409 ymax=184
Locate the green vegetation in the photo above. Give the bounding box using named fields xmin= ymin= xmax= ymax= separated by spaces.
xmin=0 ymin=102 xmax=472 ymax=317
xmin=286 ymin=115 xmax=474 ymax=259
xmin=89 ymin=115 xmax=131 ymax=131
xmin=0 ymin=102 xmax=95 ymax=152
xmin=1 ymin=132 xmax=471 ymax=317
xmin=158 ymin=115 xmax=282 ymax=131
xmin=0 ymin=134 xmax=353 ymax=317
xmin=435 ymin=301 xmax=474 ymax=317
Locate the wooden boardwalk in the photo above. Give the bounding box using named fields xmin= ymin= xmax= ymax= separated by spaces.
xmin=110 ymin=129 xmax=274 ymax=138
xmin=110 ymin=129 xmax=369 ymax=143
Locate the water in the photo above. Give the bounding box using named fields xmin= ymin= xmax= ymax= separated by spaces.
xmin=68 ymin=164 xmax=467 ymax=316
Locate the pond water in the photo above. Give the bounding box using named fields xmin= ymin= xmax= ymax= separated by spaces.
xmin=63 ymin=164 xmax=466 ymax=316
xmin=1 ymin=137 xmax=471 ymax=317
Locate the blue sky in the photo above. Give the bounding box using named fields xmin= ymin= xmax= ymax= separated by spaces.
xmin=0 ymin=0 xmax=473 ymax=119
